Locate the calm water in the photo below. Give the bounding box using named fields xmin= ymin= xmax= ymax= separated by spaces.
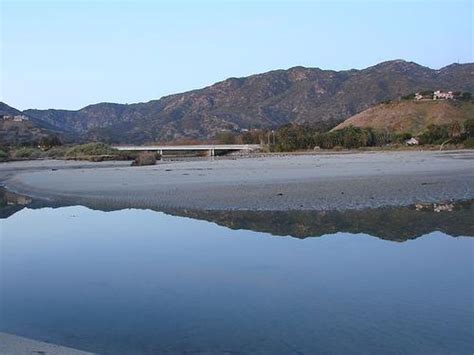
xmin=1 ymin=206 xmax=473 ymax=354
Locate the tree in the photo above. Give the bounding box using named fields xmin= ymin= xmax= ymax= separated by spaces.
xmin=463 ymin=118 xmax=474 ymax=137
xmin=274 ymin=124 xmax=316 ymax=151
xmin=38 ymin=135 xmax=62 ymax=150
xmin=419 ymin=124 xmax=450 ymax=144
xmin=461 ymin=92 xmax=472 ymax=101
xmin=216 ymin=132 xmax=237 ymax=144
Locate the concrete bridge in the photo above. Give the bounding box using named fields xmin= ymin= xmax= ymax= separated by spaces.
xmin=112 ymin=144 xmax=261 ymax=156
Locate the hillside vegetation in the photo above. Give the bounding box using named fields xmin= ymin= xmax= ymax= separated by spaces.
xmin=333 ymin=100 xmax=474 ymax=135
xmin=2 ymin=143 xmax=141 ymax=162
xmin=0 ymin=119 xmax=53 ymax=146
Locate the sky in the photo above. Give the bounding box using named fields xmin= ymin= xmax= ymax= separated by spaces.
xmin=1 ymin=0 xmax=472 ymax=110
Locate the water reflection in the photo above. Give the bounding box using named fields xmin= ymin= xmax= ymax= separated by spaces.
xmin=0 ymin=188 xmax=32 ymax=218
xmin=1 ymin=187 xmax=472 ymax=240
xmin=174 ymin=201 xmax=474 ymax=240
xmin=1 ymin=205 xmax=473 ymax=354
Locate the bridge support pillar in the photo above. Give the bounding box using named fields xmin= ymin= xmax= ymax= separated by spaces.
xmin=208 ymin=148 xmax=215 ymax=157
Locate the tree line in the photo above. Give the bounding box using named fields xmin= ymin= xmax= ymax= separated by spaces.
xmin=216 ymin=118 xmax=474 ymax=151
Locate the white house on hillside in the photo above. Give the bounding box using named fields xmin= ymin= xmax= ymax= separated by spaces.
xmin=433 ymin=90 xmax=454 ymax=100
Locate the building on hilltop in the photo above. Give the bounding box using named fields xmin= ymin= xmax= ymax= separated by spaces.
xmin=414 ymin=90 xmax=454 ymax=101
xmin=1 ymin=114 xmax=29 ymax=121
xmin=13 ymin=115 xmax=29 ymax=122
xmin=414 ymin=93 xmax=424 ymax=101
xmin=433 ymin=90 xmax=454 ymax=100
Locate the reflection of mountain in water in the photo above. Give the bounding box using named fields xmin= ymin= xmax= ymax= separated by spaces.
xmin=170 ymin=202 xmax=474 ymax=241
xmin=0 ymin=188 xmax=33 ymax=218
xmin=1 ymin=188 xmax=472 ymax=241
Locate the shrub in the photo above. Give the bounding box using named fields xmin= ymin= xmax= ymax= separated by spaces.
xmin=460 ymin=92 xmax=472 ymax=101
xmin=65 ymin=143 xmax=118 ymax=159
xmin=241 ymin=130 xmax=264 ymax=144
xmin=116 ymin=150 xmax=140 ymax=161
xmin=393 ymin=132 xmax=412 ymax=143
xmin=463 ymin=118 xmax=474 ymax=137
xmin=463 ymin=137 xmax=474 ymax=149
xmin=12 ymin=147 xmax=43 ymax=159
xmin=38 ymin=135 xmax=62 ymax=150
xmin=0 ymin=149 xmax=8 ymax=161
xmin=274 ymin=124 xmax=316 ymax=151
xmin=45 ymin=146 xmax=68 ymax=158
xmin=131 ymin=152 xmax=158 ymax=166
xmin=314 ymin=126 xmax=375 ymax=149
xmin=418 ymin=124 xmax=450 ymax=145
xmin=216 ymin=132 xmax=238 ymax=144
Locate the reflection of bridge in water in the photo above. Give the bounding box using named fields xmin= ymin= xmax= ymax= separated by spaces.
xmin=112 ymin=144 xmax=261 ymax=156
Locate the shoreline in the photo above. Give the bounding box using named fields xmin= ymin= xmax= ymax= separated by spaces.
xmin=1 ymin=150 xmax=473 ymax=212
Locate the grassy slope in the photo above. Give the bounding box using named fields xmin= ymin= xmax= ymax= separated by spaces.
xmin=333 ymin=100 xmax=474 ymax=135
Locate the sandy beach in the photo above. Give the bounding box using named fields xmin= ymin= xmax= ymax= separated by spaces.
xmin=1 ymin=150 xmax=473 ymax=211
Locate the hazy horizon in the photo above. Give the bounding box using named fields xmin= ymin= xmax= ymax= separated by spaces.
xmin=1 ymin=0 xmax=472 ymax=111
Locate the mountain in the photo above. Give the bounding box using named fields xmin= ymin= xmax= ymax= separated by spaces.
xmin=0 ymin=103 xmax=65 ymax=146
xmin=333 ymin=100 xmax=474 ymax=134
xmin=0 ymin=102 xmax=22 ymax=116
xmin=0 ymin=117 xmax=54 ymax=146
xmin=8 ymin=60 xmax=474 ymax=143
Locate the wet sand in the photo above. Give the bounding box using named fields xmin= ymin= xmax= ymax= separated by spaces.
xmin=1 ymin=150 xmax=473 ymax=211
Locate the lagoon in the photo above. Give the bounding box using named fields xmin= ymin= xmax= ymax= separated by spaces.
xmin=1 ymin=206 xmax=473 ymax=354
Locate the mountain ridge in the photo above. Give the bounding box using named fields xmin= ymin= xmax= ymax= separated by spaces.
xmin=3 ymin=60 xmax=474 ymax=144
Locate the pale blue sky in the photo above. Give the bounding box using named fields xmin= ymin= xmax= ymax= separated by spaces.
xmin=1 ymin=0 xmax=472 ymax=110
